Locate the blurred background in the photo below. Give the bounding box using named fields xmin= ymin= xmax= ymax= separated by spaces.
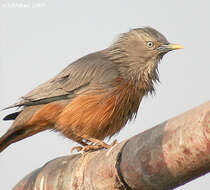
xmin=0 ymin=1 xmax=209 ymax=189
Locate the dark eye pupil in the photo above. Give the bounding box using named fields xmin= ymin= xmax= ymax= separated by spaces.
xmin=147 ymin=42 xmax=153 ymax=47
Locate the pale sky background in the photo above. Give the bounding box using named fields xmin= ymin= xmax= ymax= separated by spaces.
xmin=0 ymin=1 xmax=210 ymax=189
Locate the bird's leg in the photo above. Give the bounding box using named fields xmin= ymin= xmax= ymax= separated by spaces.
xmin=70 ymin=140 xmax=88 ymax=153
xmin=86 ymin=137 xmax=118 ymax=149
xmin=75 ymin=144 xmax=103 ymax=152
xmin=71 ymin=140 xmax=103 ymax=153
xmin=71 ymin=136 xmax=118 ymax=153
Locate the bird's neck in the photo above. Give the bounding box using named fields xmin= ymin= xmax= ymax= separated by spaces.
xmin=104 ymin=45 xmax=160 ymax=95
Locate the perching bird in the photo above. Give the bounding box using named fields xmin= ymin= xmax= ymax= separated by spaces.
xmin=0 ymin=27 xmax=183 ymax=153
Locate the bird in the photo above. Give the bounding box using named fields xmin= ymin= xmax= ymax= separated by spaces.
xmin=0 ymin=27 xmax=183 ymax=153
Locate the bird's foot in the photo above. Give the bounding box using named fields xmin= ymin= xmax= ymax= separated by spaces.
xmin=86 ymin=137 xmax=118 ymax=149
xmin=71 ymin=144 xmax=103 ymax=153
xmin=70 ymin=139 xmax=118 ymax=153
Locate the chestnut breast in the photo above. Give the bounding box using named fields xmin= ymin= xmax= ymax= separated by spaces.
xmin=55 ymin=78 xmax=144 ymax=141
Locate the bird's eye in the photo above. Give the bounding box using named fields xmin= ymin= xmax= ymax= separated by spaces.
xmin=147 ymin=41 xmax=154 ymax=48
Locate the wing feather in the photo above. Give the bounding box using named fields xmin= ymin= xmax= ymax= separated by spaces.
xmin=5 ymin=51 xmax=120 ymax=109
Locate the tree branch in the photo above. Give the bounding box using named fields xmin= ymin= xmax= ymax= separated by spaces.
xmin=13 ymin=101 xmax=210 ymax=190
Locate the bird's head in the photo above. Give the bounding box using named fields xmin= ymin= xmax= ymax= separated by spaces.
xmin=128 ymin=27 xmax=183 ymax=59
xmin=107 ymin=27 xmax=183 ymax=92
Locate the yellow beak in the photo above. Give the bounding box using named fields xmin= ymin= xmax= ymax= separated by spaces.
xmin=157 ymin=43 xmax=184 ymax=53
xmin=168 ymin=43 xmax=184 ymax=50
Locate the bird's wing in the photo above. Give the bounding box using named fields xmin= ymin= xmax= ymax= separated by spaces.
xmin=5 ymin=51 xmax=120 ymax=109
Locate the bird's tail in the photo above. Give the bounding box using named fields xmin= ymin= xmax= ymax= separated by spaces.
xmin=0 ymin=101 xmax=68 ymax=153
xmin=0 ymin=125 xmax=35 ymax=153
xmin=0 ymin=107 xmax=39 ymax=153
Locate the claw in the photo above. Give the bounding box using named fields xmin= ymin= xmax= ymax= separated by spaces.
xmin=71 ymin=146 xmax=83 ymax=153
xmin=110 ymin=139 xmax=118 ymax=146
xmin=85 ymin=137 xmax=118 ymax=149
xmin=70 ymin=139 xmax=118 ymax=153
xmin=71 ymin=144 xmax=103 ymax=153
